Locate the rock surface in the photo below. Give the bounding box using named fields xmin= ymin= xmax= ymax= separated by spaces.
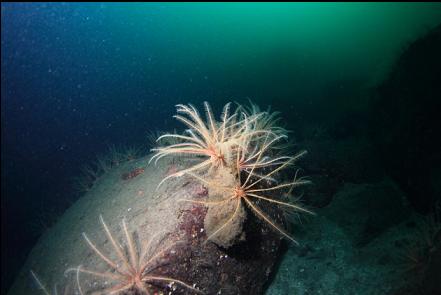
xmin=8 ymin=155 xmax=283 ymax=295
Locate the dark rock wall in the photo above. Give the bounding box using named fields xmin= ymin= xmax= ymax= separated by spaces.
xmin=369 ymin=25 xmax=441 ymax=213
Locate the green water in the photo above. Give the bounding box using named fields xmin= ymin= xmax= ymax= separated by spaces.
xmin=104 ymin=2 xmax=441 ymax=89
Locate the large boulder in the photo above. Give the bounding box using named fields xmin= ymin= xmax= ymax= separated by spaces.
xmin=320 ymin=179 xmax=411 ymax=247
xmin=7 ymin=156 xmax=283 ymax=295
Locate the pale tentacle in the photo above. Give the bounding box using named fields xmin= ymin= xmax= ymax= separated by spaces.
xmin=243 ymin=197 xmax=298 ymax=245
xmin=246 ymin=193 xmax=315 ymax=215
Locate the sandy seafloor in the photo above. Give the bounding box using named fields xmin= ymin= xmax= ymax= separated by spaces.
xmin=8 ymin=153 xmax=421 ymax=295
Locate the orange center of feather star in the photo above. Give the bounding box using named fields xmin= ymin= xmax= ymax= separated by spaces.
xmin=234 ymin=186 xmax=246 ymax=199
xmin=207 ymin=146 xmax=225 ymax=166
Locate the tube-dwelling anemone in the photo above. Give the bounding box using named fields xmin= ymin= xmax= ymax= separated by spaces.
xmin=151 ymin=101 xmax=313 ymax=244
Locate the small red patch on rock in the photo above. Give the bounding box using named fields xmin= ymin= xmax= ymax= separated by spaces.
xmin=194 ymin=184 xmax=208 ymax=197
xmin=178 ymin=204 xmax=208 ymax=244
xmin=165 ymin=164 xmax=178 ymax=176
xmin=121 ymin=167 xmax=145 ymax=180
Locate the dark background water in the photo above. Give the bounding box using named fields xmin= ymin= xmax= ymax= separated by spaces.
xmin=2 ymin=3 xmax=441 ymax=293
